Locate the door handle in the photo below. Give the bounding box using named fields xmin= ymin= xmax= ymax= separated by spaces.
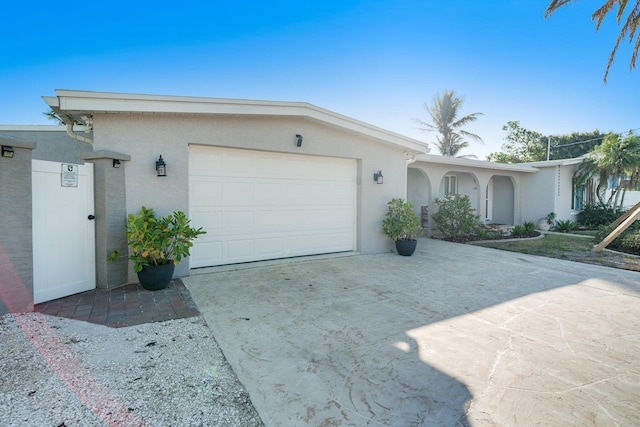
xmin=88 ymin=215 xmax=96 ymax=220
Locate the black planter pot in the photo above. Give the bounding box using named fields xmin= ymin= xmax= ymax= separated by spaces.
xmin=137 ymin=262 xmax=175 ymax=291
xmin=395 ymin=239 xmax=418 ymax=256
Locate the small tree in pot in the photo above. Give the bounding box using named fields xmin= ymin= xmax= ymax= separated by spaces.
xmin=109 ymin=206 xmax=206 ymax=290
xmin=382 ymin=198 xmax=422 ymax=256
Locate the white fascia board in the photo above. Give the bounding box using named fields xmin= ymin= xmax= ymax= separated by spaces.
xmin=50 ymin=90 xmax=430 ymax=153
xmin=521 ymin=157 xmax=585 ymax=167
xmin=0 ymin=125 xmax=67 ymax=131
xmin=414 ymin=154 xmax=539 ymax=173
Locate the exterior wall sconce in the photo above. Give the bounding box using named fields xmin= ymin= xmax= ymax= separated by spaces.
xmin=296 ymin=134 xmax=303 ymax=147
xmin=156 ymin=155 xmax=166 ymax=177
xmin=1 ymin=146 xmax=14 ymax=158
xmin=373 ymin=170 xmax=384 ymax=184
xmin=112 ymin=159 xmax=121 ymax=168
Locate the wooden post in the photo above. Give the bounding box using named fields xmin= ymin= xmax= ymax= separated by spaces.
xmin=609 ymin=201 xmax=640 ymax=228
xmin=593 ymin=203 xmax=640 ymax=252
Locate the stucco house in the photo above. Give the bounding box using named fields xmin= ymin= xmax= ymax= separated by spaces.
xmin=2 ymin=89 xmax=631 ymax=316
xmin=0 ymin=90 xmax=430 ymax=314
xmin=408 ymin=155 xmax=588 ymax=233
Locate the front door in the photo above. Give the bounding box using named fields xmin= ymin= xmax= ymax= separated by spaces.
xmin=32 ymin=160 xmax=96 ymax=303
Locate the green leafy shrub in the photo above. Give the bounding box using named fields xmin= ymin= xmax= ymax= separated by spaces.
xmin=475 ymin=228 xmax=493 ymax=239
xmin=545 ymin=212 xmax=556 ymax=225
xmin=621 ymin=231 xmax=640 ymax=253
xmin=593 ymin=223 xmax=640 ymax=255
xmin=594 ymin=223 xmax=618 ymax=244
xmin=511 ymin=225 xmax=527 ymax=236
xmin=432 ymin=194 xmax=480 ymax=239
xmin=578 ymin=204 xmax=625 ymax=228
xmin=553 ymin=219 xmax=577 ymax=233
xmin=523 ymin=221 xmax=536 ymax=234
xmin=382 ymin=198 xmax=422 ymax=241
xmin=109 ymin=206 xmax=206 ymax=272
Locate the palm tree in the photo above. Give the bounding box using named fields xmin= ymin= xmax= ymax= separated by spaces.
xmin=545 ymin=0 xmax=640 ymax=82
xmin=574 ymin=132 xmax=640 ymax=209
xmin=416 ymin=90 xmax=483 ymax=157
xmin=436 ymin=134 xmax=478 ymax=159
xmin=43 ymin=109 xmax=64 ymax=124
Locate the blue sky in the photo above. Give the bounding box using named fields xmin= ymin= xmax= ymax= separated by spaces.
xmin=1 ymin=0 xmax=638 ymax=159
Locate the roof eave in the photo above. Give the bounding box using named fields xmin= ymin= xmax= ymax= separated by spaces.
xmin=413 ymin=154 xmax=539 ymax=173
xmin=46 ymin=90 xmax=430 ymax=154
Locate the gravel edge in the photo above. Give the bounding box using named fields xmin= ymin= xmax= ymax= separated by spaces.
xmin=0 ymin=312 xmax=264 ymax=427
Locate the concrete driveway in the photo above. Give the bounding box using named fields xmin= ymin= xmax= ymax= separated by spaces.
xmin=183 ymin=238 xmax=640 ymax=426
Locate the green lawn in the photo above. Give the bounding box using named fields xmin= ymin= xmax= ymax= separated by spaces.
xmin=471 ymin=234 xmax=640 ymax=271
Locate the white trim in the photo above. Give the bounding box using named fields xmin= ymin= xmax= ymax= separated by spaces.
xmin=0 ymin=125 xmax=62 ymax=131
xmin=44 ymin=90 xmax=430 ymax=153
xmin=0 ymin=124 xmax=91 ymax=132
xmin=415 ymin=154 xmax=539 ymax=173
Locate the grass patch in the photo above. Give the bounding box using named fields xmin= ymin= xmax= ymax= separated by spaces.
xmin=472 ymin=234 xmax=640 ymax=271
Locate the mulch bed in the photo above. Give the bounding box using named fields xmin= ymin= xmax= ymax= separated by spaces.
xmin=441 ymin=231 xmax=541 ymax=244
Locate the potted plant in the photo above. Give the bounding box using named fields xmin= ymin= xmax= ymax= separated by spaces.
xmin=537 ymin=212 xmax=556 ymax=232
xmin=109 ymin=206 xmax=206 ymax=290
xmin=382 ymin=198 xmax=422 ymax=256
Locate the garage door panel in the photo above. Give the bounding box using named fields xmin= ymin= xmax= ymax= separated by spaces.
xmin=225 ymin=210 xmax=255 ymax=229
xmin=191 ymin=241 xmax=223 ymax=266
xmin=255 ymin=210 xmax=285 ymax=228
xmin=256 ymin=238 xmax=284 ymax=256
xmin=254 ymin=156 xmax=285 ymax=175
xmin=333 ymin=184 xmax=356 ymax=203
xmin=254 ymin=183 xmax=284 ymax=203
xmin=191 ymin=152 xmax=223 ymax=174
xmin=190 ymin=146 xmax=356 ymax=267
xmin=191 ymin=179 xmax=223 ymax=206
xmin=227 ymin=239 xmax=255 ymax=258
xmin=191 ymin=210 xmax=223 ymax=232
xmin=224 ymin=181 xmax=255 ymax=204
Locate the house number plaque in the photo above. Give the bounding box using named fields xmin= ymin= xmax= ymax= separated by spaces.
xmin=61 ymin=164 xmax=79 ymax=187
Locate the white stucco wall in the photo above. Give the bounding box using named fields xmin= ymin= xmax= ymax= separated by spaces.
xmin=92 ymin=113 xmax=415 ymax=281
xmin=409 ymin=161 xmax=528 ymax=231
xmin=520 ymin=164 xmax=580 ymax=223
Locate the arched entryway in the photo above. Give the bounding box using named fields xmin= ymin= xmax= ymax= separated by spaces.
xmin=407 ymin=167 xmax=431 ymax=229
xmin=487 ymin=175 xmax=515 ymax=225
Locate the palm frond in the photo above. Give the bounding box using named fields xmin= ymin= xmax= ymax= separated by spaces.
xmin=546 ymin=0 xmax=640 ymax=82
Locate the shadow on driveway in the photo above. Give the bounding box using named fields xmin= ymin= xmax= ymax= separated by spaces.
xmin=185 ymin=238 xmax=640 ymax=426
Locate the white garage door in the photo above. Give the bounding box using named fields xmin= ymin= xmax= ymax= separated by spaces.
xmin=189 ymin=146 xmax=357 ymax=268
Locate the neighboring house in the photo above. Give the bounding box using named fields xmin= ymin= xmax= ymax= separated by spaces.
xmin=0 ymin=90 xmax=430 ymax=315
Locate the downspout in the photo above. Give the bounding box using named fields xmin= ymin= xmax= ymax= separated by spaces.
xmin=66 ymin=123 xmax=94 ymax=144
xmin=405 ymin=152 xmax=418 ymax=165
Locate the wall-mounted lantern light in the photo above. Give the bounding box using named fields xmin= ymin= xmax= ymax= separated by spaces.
xmin=112 ymin=159 xmax=121 ymax=168
xmin=296 ymin=134 xmax=303 ymax=147
xmin=373 ymin=170 xmax=384 ymax=184
xmin=156 ymin=155 xmax=166 ymax=177
xmin=1 ymin=146 xmax=14 ymax=158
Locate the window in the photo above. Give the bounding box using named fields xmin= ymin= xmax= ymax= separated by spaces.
xmin=444 ymin=175 xmax=457 ymax=195
xmin=572 ymin=183 xmax=585 ymax=210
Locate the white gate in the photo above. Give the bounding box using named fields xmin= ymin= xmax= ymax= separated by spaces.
xmin=32 ymin=160 xmax=96 ymax=303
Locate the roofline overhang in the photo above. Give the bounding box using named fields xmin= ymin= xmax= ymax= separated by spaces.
xmin=412 ymin=154 xmax=540 ymax=173
xmin=520 ymin=157 xmax=585 ymax=167
xmin=0 ymin=125 xmax=89 ymax=132
xmin=43 ymin=90 xmax=430 ymax=154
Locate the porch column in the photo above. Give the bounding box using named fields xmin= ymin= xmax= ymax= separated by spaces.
xmin=82 ymin=151 xmax=131 ymax=289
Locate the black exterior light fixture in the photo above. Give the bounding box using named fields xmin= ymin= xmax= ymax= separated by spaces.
xmin=296 ymin=134 xmax=303 ymax=147
xmin=1 ymin=146 xmax=14 ymax=158
xmin=374 ymin=170 xmax=384 ymax=184
xmin=112 ymin=159 xmax=121 ymax=168
xmin=156 ymin=155 xmax=166 ymax=177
